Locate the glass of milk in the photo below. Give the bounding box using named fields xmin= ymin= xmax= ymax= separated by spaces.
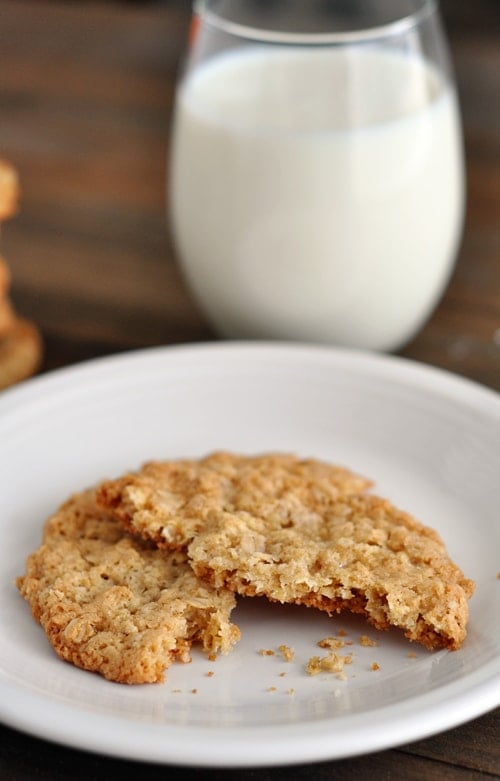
xmin=169 ymin=0 xmax=465 ymax=351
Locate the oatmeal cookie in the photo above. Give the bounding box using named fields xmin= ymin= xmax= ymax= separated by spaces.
xmin=188 ymin=492 xmax=474 ymax=651
xmin=0 ymin=256 xmax=11 ymax=296
xmin=0 ymin=295 xmax=16 ymax=337
xmin=16 ymin=489 xmax=240 ymax=684
xmin=97 ymin=451 xmax=371 ymax=549
xmin=0 ymin=317 xmax=43 ymax=389
xmin=0 ymin=159 xmax=19 ymax=220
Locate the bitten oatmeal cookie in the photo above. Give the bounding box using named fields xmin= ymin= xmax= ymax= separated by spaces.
xmin=188 ymin=493 xmax=474 ymax=651
xmin=97 ymin=452 xmax=371 ymax=549
xmin=16 ymin=489 xmax=240 ymax=684
xmin=0 ymin=317 xmax=43 ymax=389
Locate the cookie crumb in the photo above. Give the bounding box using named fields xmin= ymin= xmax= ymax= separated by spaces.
xmin=287 ymin=688 xmax=295 ymax=695
xmin=278 ymin=644 xmax=295 ymax=661
xmin=259 ymin=648 xmax=275 ymax=656
xmin=206 ymin=670 xmax=215 ymax=677
xmin=191 ymin=688 xmax=198 ymax=694
xmin=318 ymin=635 xmax=345 ymax=649
xmin=305 ymin=656 xmax=322 ymax=676
xmin=359 ymin=635 xmax=378 ymax=647
xmin=279 ymin=671 xmax=287 ymax=677
xmin=408 ymin=652 xmax=417 ymax=659
xmin=208 ymin=653 xmax=217 ymax=662
xmin=371 ymin=662 xmax=380 ymax=671
xmin=267 ymin=686 xmax=277 ymax=693
xmin=306 ymin=653 xmax=353 ymax=676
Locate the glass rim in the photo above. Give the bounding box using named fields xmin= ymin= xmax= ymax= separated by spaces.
xmin=193 ymin=0 xmax=439 ymax=45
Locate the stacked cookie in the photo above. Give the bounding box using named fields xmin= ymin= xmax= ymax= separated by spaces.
xmin=17 ymin=452 xmax=475 ymax=684
xmin=0 ymin=160 xmax=43 ymax=390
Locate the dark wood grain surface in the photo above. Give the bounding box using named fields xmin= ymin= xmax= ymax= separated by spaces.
xmin=0 ymin=1 xmax=498 ymax=778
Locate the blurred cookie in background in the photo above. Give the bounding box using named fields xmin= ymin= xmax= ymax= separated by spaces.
xmin=0 ymin=317 xmax=43 ymax=391
xmin=0 ymin=163 xmax=44 ymax=389
xmin=0 ymin=293 xmax=16 ymax=337
xmin=0 ymin=255 xmax=11 ymax=295
xmin=0 ymin=159 xmax=19 ymax=221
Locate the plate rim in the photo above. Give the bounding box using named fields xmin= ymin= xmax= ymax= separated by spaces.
xmin=1 ymin=340 xmax=499 ymax=413
xmin=1 ymin=666 xmax=498 ymax=768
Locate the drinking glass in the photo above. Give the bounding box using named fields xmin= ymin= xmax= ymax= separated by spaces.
xmin=169 ymin=0 xmax=465 ymax=351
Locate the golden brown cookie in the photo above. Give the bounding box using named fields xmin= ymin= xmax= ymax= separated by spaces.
xmin=0 ymin=317 xmax=43 ymax=390
xmin=97 ymin=451 xmax=372 ymax=549
xmin=188 ymin=492 xmax=474 ymax=651
xmin=0 ymin=159 xmax=20 ymax=220
xmin=0 ymin=256 xmax=11 ymax=296
xmin=0 ymin=295 xmax=16 ymax=337
xmin=16 ymin=488 xmax=240 ymax=684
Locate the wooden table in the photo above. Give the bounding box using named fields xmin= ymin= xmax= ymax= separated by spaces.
xmin=0 ymin=1 xmax=498 ymax=778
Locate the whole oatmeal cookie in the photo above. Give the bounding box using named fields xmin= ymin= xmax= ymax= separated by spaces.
xmin=0 ymin=317 xmax=43 ymax=390
xmin=0 ymin=295 xmax=16 ymax=337
xmin=188 ymin=493 xmax=475 ymax=651
xmin=0 ymin=256 xmax=11 ymax=296
xmin=16 ymin=489 xmax=240 ymax=684
xmin=0 ymin=159 xmax=19 ymax=220
xmin=97 ymin=451 xmax=371 ymax=549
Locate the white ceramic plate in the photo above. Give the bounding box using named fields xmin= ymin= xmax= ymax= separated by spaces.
xmin=0 ymin=342 xmax=499 ymax=768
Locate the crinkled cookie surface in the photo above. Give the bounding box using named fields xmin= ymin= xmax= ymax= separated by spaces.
xmin=18 ymin=452 xmax=475 ymax=683
xmin=188 ymin=492 xmax=474 ymax=650
xmin=97 ymin=451 xmax=371 ymax=548
xmin=16 ymin=488 xmax=240 ymax=683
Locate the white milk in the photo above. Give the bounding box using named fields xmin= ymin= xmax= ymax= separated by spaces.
xmin=170 ymin=47 xmax=464 ymax=350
